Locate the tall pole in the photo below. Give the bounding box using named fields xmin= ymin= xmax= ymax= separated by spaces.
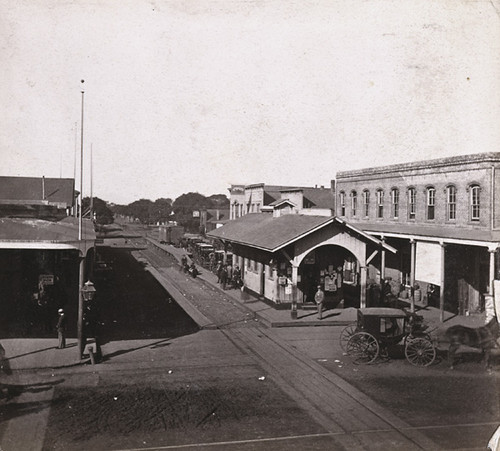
xmin=79 ymin=85 xmax=84 ymax=240
xmin=90 ymin=143 xmax=93 ymax=218
xmin=77 ymin=80 xmax=85 ymax=358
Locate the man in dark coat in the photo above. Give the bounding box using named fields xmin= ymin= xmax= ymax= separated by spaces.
xmin=56 ymin=308 xmax=67 ymax=349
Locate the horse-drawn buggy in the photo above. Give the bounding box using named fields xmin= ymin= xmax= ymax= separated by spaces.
xmin=341 ymin=308 xmax=436 ymax=366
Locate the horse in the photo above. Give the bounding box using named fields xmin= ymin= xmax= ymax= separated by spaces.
xmin=445 ymin=317 xmax=499 ymax=369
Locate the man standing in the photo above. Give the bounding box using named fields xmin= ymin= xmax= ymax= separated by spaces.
xmin=315 ymin=285 xmax=325 ymax=320
xmin=56 ymin=308 xmax=67 ymax=349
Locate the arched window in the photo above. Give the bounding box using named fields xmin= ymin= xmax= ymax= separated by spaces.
xmin=339 ymin=191 xmax=346 ymax=216
xmin=408 ymin=187 xmax=416 ymax=220
xmin=470 ymin=185 xmax=480 ymax=221
xmin=426 ymin=187 xmax=435 ymax=220
xmin=376 ymin=189 xmax=384 ymax=218
xmin=391 ymin=188 xmax=399 ymax=219
xmin=446 ymin=185 xmax=456 ymax=221
xmin=351 ymin=191 xmax=357 ymax=217
xmin=362 ymin=190 xmax=370 ymax=217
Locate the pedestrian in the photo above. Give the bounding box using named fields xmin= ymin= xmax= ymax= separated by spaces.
xmin=56 ymin=308 xmax=67 ymax=349
xmin=315 ymin=285 xmax=325 ymax=320
xmin=226 ymin=264 xmax=233 ymax=288
xmin=220 ymin=265 xmax=228 ymax=290
xmin=181 ymin=255 xmax=188 ymax=272
xmin=233 ymin=265 xmax=241 ymax=288
xmin=216 ymin=261 xmax=223 ymax=282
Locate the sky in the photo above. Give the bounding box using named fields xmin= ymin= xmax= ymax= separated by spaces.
xmin=1 ymin=0 xmax=499 ymax=205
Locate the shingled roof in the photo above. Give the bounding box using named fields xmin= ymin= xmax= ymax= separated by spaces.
xmin=208 ymin=213 xmax=332 ymax=251
xmin=208 ymin=213 xmax=397 ymax=253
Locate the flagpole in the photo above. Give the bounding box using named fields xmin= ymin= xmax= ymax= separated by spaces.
xmin=78 ymin=79 xmax=85 ymax=358
xmin=79 ymin=82 xmax=84 ymax=240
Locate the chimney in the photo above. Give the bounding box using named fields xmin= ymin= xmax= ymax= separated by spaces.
xmin=42 ymin=176 xmax=45 ymax=200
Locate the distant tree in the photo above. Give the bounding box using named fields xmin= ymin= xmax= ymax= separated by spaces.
xmin=173 ymin=192 xmax=210 ymax=232
xmin=127 ymin=199 xmax=155 ymax=224
xmin=82 ymin=197 xmax=114 ymax=224
xmin=150 ymin=198 xmax=173 ymax=224
xmin=207 ymin=194 xmax=229 ymax=208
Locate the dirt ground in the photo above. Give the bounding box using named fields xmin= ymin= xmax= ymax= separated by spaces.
xmin=42 ymin=367 xmax=325 ymax=451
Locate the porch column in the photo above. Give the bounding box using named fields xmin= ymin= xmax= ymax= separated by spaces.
xmin=380 ymin=237 xmax=386 ymax=280
xmin=360 ymin=266 xmax=368 ymax=308
xmin=291 ymin=265 xmax=299 ymax=286
xmin=258 ymin=262 xmax=264 ymax=296
xmin=440 ymin=242 xmax=446 ymax=323
xmin=410 ymin=239 xmax=416 ymax=313
xmin=77 ymin=256 xmax=85 ymax=359
xmin=488 ymin=246 xmax=497 ymax=295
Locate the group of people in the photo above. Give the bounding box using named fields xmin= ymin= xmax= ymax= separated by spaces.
xmin=181 ymin=255 xmax=199 ymax=278
xmin=215 ymin=262 xmax=242 ymax=290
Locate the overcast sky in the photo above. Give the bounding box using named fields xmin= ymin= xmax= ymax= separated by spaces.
xmin=1 ymin=0 xmax=499 ymax=204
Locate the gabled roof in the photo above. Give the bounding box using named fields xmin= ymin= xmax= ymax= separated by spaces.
xmin=208 ymin=213 xmax=331 ymax=251
xmin=268 ymin=199 xmax=296 ymax=208
xmin=301 ymin=187 xmax=334 ymax=209
xmin=0 ymin=176 xmax=75 ymax=206
xmin=208 ymin=213 xmax=396 ymax=253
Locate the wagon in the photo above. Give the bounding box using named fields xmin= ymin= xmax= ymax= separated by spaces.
xmin=343 ymin=308 xmax=436 ymax=366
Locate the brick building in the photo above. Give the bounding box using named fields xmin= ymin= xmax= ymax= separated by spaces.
xmin=336 ymin=152 xmax=500 ymax=317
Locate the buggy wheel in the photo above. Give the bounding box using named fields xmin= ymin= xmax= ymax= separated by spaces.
xmin=339 ymin=322 xmax=357 ymax=352
xmin=346 ymin=332 xmax=379 ymax=364
xmin=405 ymin=337 xmax=436 ymax=367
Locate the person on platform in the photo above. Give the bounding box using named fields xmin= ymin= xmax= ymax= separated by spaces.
xmin=315 ymin=285 xmax=325 ymax=320
xmin=56 ymin=308 xmax=67 ymax=349
xmin=220 ymin=265 xmax=228 ymax=290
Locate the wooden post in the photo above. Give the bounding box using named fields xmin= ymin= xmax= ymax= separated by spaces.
xmin=77 ymin=256 xmax=85 ymax=359
xmin=410 ymin=239 xmax=416 ymax=313
xmin=440 ymin=242 xmax=446 ymax=323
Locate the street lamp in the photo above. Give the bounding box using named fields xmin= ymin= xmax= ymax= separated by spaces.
xmin=78 ymin=280 xmax=96 ymax=358
xmin=81 ymin=280 xmax=96 ymax=302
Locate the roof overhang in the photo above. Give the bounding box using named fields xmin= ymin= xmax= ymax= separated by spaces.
xmin=209 ymin=215 xmax=397 ymax=254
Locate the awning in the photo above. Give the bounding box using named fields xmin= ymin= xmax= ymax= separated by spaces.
xmin=0 ymin=217 xmax=96 ymax=254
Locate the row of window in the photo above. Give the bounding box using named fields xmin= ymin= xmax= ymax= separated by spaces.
xmin=338 ymin=185 xmax=481 ymax=222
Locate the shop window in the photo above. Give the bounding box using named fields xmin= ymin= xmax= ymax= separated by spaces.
xmin=408 ymin=188 xmax=416 ymax=220
xmin=351 ymin=191 xmax=357 ymax=217
xmin=362 ymin=190 xmax=370 ymax=217
xmin=470 ymin=185 xmax=480 ymax=221
xmin=426 ymin=187 xmax=435 ymax=220
xmin=391 ymin=188 xmax=399 ymax=219
xmin=339 ymin=191 xmax=346 ymax=216
xmin=446 ymin=185 xmax=456 ymax=221
xmin=376 ymin=189 xmax=384 ymax=218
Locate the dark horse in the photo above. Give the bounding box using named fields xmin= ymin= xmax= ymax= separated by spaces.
xmin=445 ymin=318 xmax=499 ymax=369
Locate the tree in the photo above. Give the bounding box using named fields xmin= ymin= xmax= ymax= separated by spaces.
xmin=82 ymin=197 xmax=114 ymax=224
xmin=207 ymin=194 xmax=229 ymax=208
xmin=173 ymin=192 xmax=210 ymax=233
xmin=150 ymin=198 xmax=173 ymax=224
